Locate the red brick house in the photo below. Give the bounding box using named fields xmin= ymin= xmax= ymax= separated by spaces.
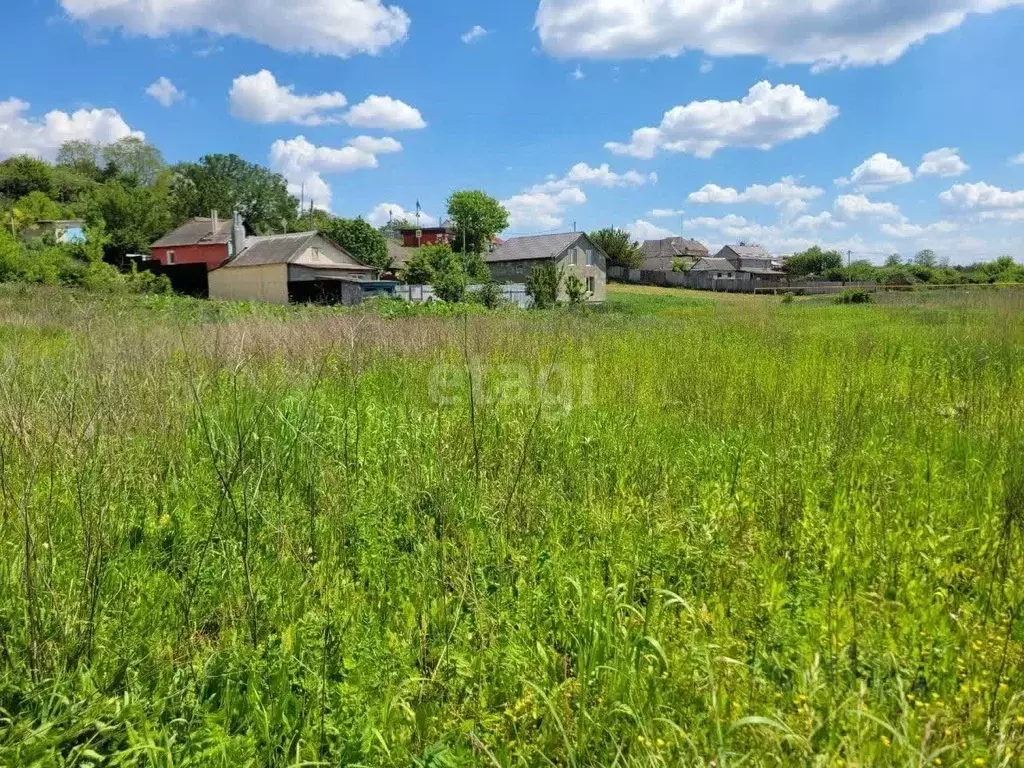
xmin=150 ymin=215 xmax=233 ymax=271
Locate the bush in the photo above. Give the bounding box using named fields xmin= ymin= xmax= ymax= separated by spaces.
xmin=526 ymin=262 xmax=563 ymax=309
xmin=468 ymin=280 xmax=504 ymax=309
xmin=835 ymin=288 xmax=873 ymax=305
xmin=565 ymin=273 xmax=587 ymax=306
xmin=780 ymin=293 xmax=794 ymax=304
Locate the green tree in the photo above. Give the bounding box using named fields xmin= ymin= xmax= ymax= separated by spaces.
xmin=83 ymin=172 xmax=175 ymax=262
xmin=170 ymin=154 xmax=298 ymax=235
xmin=914 ymin=248 xmax=938 ymax=268
xmin=102 ymin=137 xmax=166 ymax=187
xmin=460 ymin=249 xmax=491 ymax=282
xmin=324 ymin=217 xmax=388 ymax=269
xmin=785 ymin=246 xmax=844 ymax=278
xmin=884 ymin=253 xmax=902 ymax=268
xmin=590 ymin=228 xmax=641 ymax=269
xmin=0 ymin=156 xmax=54 ymax=200
xmin=13 ymin=192 xmax=63 ymax=232
xmin=447 ymin=190 xmax=509 ymax=253
xmin=56 ymin=140 xmax=104 ymax=180
xmin=526 ymin=261 xmax=564 ymax=309
xmin=401 ymin=248 xmax=433 ymax=284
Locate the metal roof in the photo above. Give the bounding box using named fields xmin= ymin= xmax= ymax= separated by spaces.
xmin=223 ymin=232 xmax=372 ymax=272
xmin=641 ymin=237 xmax=709 ymax=259
xmin=386 ymin=239 xmax=416 ymax=266
xmin=690 ymin=257 xmax=738 ymax=272
xmin=722 ymin=244 xmax=770 ymax=259
xmin=151 ymin=217 xmax=232 ymax=248
xmin=485 ymin=232 xmax=586 ymax=263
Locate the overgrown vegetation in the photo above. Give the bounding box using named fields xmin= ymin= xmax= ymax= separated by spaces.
xmin=786 ymin=245 xmax=1024 ymax=285
xmin=0 ymin=284 xmax=1023 ymax=765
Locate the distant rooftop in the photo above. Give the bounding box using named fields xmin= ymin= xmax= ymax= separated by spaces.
xmin=151 ymin=217 xmax=232 ymax=248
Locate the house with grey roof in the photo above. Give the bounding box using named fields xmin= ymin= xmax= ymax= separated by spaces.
xmin=716 ymin=244 xmax=784 ymax=276
xmin=485 ymin=232 xmax=608 ymax=303
xmin=688 ymin=257 xmax=743 ymax=279
xmin=208 ymin=213 xmax=380 ymax=305
xmin=640 ymin=236 xmax=709 ymax=272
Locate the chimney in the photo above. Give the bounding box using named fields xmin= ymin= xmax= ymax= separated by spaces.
xmin=211 ymin=209 xmax=218 ymax=234
xmin=232 ymin=212 xmax=246 ymax=258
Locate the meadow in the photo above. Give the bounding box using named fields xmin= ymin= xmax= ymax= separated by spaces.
xmin=1 ymin=283 xmax=1023 ymax=767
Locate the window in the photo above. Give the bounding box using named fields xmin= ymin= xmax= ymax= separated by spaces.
xmin=569 ymin=248 xmax=578 ymax=266
xmin=586 ymin=248 xmax=594 ymax=267
xmin=312 ymin=246 xmax=322 ymax=260
xmin=167 ymin=251 xmax=176 ymax=265
xmin=586 ymin=276 xmax=595 ymax=294
xmin=716 ymin=272 xmax=723 ymax=278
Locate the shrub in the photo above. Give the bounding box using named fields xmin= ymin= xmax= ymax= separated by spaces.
xmin=781 ymin=293 xmax=795 ymax=304
xmin=469 ymin=280 xmax=504 ymax=309
xmin=835 ymin=288 xmax=873 ymax=304
xmin=526 ymin=262 xmax=563 ymax=309
xmin=565 ymin=273 xmax=587 ymax=306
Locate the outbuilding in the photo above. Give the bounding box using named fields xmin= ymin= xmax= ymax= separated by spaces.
xmin=208 ymin=214 xmax=380 ymax=305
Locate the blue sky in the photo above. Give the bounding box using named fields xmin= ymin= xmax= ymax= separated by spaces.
xmin=2 ymin=0 xmax=1023 ymax=262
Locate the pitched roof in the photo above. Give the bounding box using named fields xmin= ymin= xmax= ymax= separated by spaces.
xmin=222 ymin=232 xmax=373 ymax=271
xmin=723 ymin=244 xmax=770 ymax=259
xmin=690 ymin=257 xmax=738 ymax=272
xmin=641 ymin=237 xmax=709 ymax=259
xmin=485 ymin=232 xmax=585 ymax=263
xmin=151 ymin=217 xmax=232 ymax=248
xmin=386 ymin=239 xmax=417 ymax=266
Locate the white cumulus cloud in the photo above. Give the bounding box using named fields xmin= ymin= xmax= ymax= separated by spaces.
xmin=834 ymin=194 xmax=903 ymax=219
xmin=0 ymin=97 xmax=142 ymax=161
xmin=628 ymin=219 xmax=676 ymax=242
xmin=535 ymin=0 xmax=1022 ymax=69
xmin=229 ymin=70 xmax=347 ymax=126
xmin=145 ymin=77 xmax=185 ymax=107
xmin=366 ymin=203 xmax=437 ymax=227
xmin=1010 ymin=153 xmax=1024 ymax=166
xmin=649 ymin=208 xmax=685 ymax=218
xmin=606 ymin=81 xmax=837 ymax=159
xmin=344 ymin=95 xmax=426 ymax=130
xmin=502 ymin=162 xmax=657 ymax=231
xmin=60 ymin=0 xmax=410 ymax=57
xmin=269 ymin=134 xmax=403 ymax=211
xmin=461 ymin=25 xmax=488 ymax=44
xmin=835 ymin=153 xmax=913 ymax=189
xmin=940 ymin=182 xmax=1024 ymax=210
xmin=917 ymin=147 xmax=968 ymax=178
xmin=688 ymin=176 xmax=822 ymax=212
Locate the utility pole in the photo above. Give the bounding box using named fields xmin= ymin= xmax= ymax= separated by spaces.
xmin=847 ymin=249 xmax=852 ymax=286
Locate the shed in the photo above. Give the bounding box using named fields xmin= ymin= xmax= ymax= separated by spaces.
xmin=209 ymin=229 xmax=379 ymax=305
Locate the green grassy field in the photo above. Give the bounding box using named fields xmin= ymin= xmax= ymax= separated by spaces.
xmin=1 ymin=283 xmax=1023 ymax=766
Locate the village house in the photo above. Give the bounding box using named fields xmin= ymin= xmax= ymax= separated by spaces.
xmin=207 ymin=213 xmax=381 ymax=305
xmin=150 ymin=213 xmax=233 ymax=271
xmin=485 ymin=232 xmax=607 ymax=302
xmin=715 ymin=244 xmax=784 ymax=275
xmin=399 ymin=222 xmax=454 ymax=248
xmin=640 ymin=236 xmax=709 ymax=272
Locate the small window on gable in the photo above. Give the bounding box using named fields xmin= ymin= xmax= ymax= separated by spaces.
xmin=569 ymin=248 xmax=578 ymax=267
xmin=167 ymin=250 xmax=176 ymax=265
xmin=586 ymin=248 xmax=594 ymax=267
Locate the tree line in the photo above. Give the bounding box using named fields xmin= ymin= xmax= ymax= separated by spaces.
xmin=784 ymin=246 xmax=1024 ymax=285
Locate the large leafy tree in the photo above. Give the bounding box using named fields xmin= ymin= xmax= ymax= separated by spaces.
xmin=0 ymin=156 xmax=54 ymax=201
xmin=590 ymin=228 xmax=642 ymax=269
xmin=170 ymin=154 xmax=298 ymax=235
xmin=785 ymin=246 xmax=844 ymax=277
xmin=323 ymin=217 xmax=388 ymax=269
xmin=102 ymin=137 xmax=166 ymax=187
xmin=57 ymin=140 xmax=104 ymax=180
xmin=447 ymin=190 xmax=509 ymax=253
xmin=913 ymin=248 xmax=938 ymax=268
xmin=83 ymin=172 xmax=176 ymax=262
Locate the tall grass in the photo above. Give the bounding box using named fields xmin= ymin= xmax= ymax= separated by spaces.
xmin=1 ymin=285 xmax=1023 ymax=766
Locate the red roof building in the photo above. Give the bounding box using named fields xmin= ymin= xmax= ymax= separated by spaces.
xmin=150 ymin=215 xmax=234 ymax=271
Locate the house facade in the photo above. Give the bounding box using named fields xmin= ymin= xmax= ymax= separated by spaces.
xmin=640 ymin=236 xmax=709 ymax=272
xmin=150 ymin=215 xmax=233 ymax=271
xmin=208 ymin=214 xmax=379 ymax=305
xmin=716 ymin=244 xmax=784 ymax=275
xmin=486 ymin=232 xmax=607 ymax=303
xmin=399 ymin=224 xmax=454 ymax=248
